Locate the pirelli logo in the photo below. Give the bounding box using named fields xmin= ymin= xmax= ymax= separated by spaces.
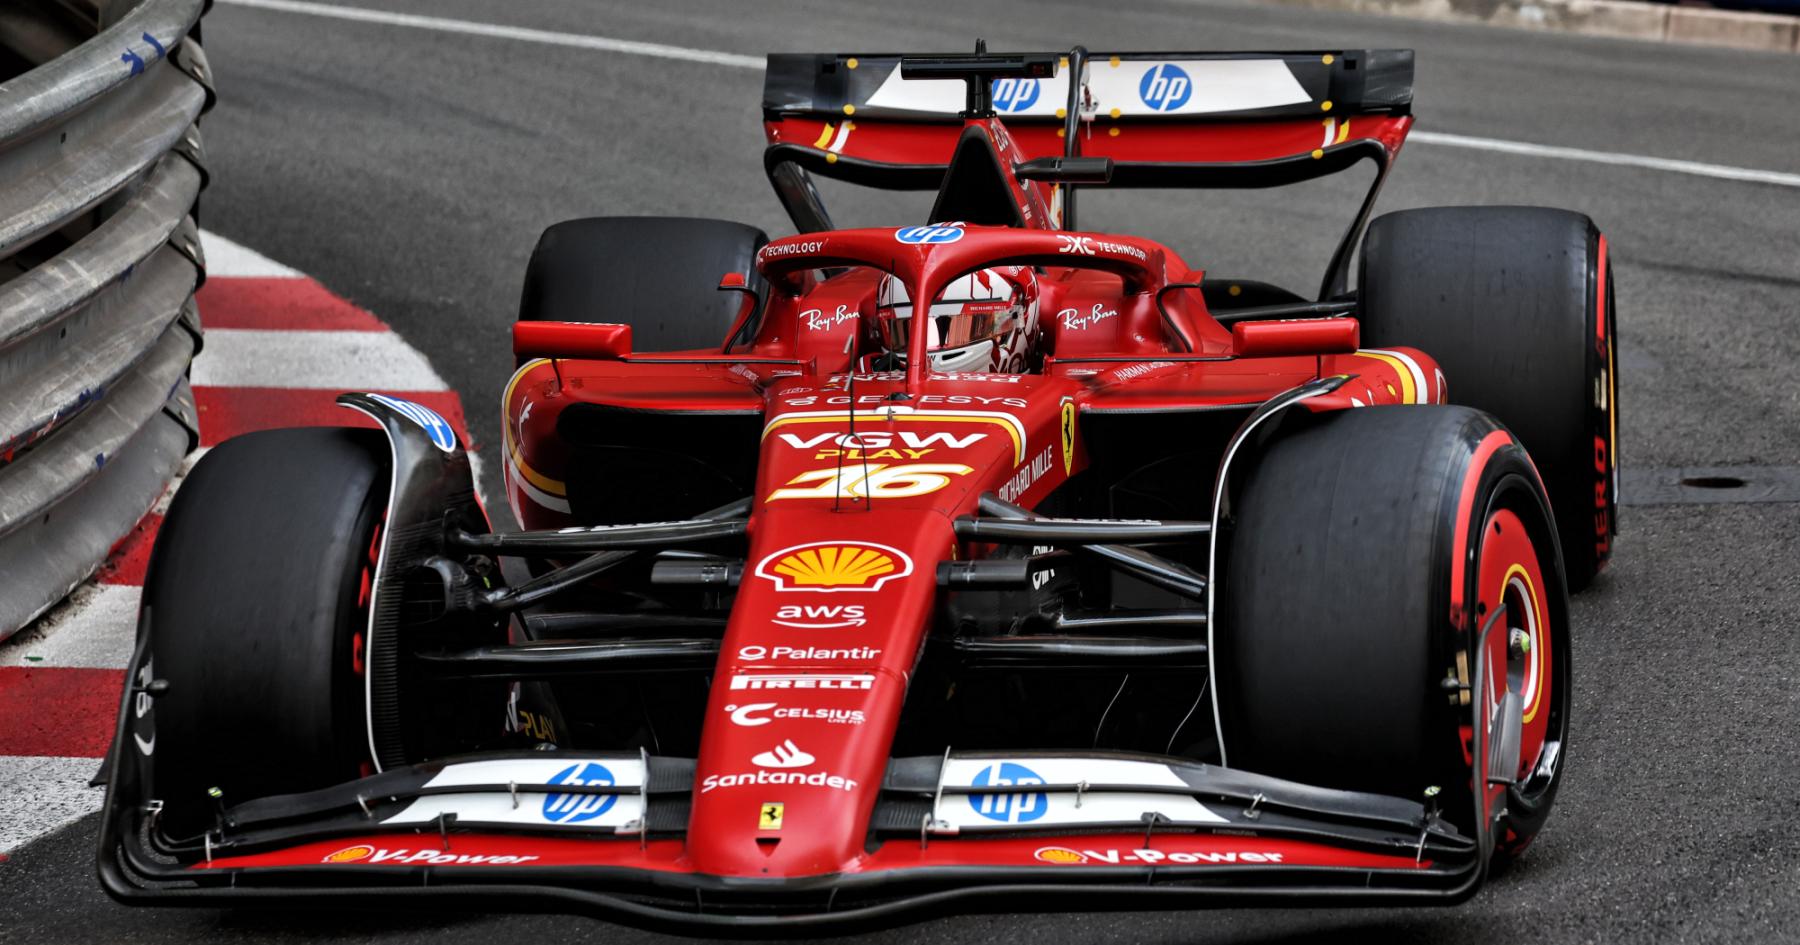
xmin=729 ymin=673 xmax=875 ymax=691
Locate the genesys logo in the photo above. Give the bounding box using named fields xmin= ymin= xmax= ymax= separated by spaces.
xmin=729 ymin=673 xmax=876 ymax=691
xmin=320 ymin=845 xmax=541 ymax=866
xmin=755 ymin=542 xmax=913 ymax=592
xmin=1033 ymin=846 xmax=1288 ymax=865
xmin=774 ymin=603 xmax=866 ymax=629
xmin=726 ymin=702 xmax=866 ymax=727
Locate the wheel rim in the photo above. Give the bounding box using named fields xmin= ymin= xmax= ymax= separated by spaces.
xmin=1471 ymin=505 xmax=1561 ymax=830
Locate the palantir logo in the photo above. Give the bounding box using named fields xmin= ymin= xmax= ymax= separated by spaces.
xmin=895 ymin=224 xmax=965 ymax=245
xmin=969 ymin=761 xmax=1048 ymax=823
xmin=1138 ymin=63 xmax=1191 ymax=112
xmin=991 ymin=77 xmax=1039 ymax=112
xmin=542 ymin=762 xmax=618 ymax=824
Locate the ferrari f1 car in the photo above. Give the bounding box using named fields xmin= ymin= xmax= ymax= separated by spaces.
xmin=102 ymin=47 xmax=1619 ymax=933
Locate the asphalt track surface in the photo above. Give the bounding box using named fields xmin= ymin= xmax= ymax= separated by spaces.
xmin=5 ymin=1 xmax=1800 ymax=942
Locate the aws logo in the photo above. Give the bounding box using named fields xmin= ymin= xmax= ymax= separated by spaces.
xmin=774 ymin=603 xmax=866 ymax=628
xmin=755 ymin=542 xmax=913 ymax=592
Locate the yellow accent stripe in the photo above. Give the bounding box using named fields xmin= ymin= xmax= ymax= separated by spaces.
xmin=1335 ymin=118 xmax=1351 ymax=144
xmin=1505 ymin=562 xmax=1549 ymax=725
xmin=502 ymin=358 xmax=568 ymax=497
xmin=812 ymin=122 xmax=836 ymax=149
xmin=1352 ymin=351 xmax=1417 ymax=403
xmin=762 ymin=412 xmax=1025 ymax=465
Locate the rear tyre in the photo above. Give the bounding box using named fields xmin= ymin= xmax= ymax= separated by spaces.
xmin=518 ymin=216 xmax=769 ymax=351
xmin=1360 ymin=206 xmax=1618 ymax=590
xmin=139 ymin=428 xmax=387 ymax=841
xmin=1218 ymin=406 xmax=1571 ymax=859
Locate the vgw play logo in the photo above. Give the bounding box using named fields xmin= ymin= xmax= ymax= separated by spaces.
xmin=968 ymin=761 xmax=1048 ymax=823
xmin=990 ymin=77 xmax=1040 ymax=112
xmin=1138 ymin=63 xmax=1191 ymax=112
xmin=542 ymin=762 xmax=618 ymax=824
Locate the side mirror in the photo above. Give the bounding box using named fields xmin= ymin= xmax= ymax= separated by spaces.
xmin=512 ymin=321 xmax=632 ymax=361
xmin=1232 ymin=318 xmax=1360 ymax=358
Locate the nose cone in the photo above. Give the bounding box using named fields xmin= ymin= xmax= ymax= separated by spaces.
xmin=684 ymin=512 xmax=944 ymax=878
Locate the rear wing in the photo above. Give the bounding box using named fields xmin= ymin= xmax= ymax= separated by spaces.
xmin=760 ymin=49 xmax=1417 ymax=299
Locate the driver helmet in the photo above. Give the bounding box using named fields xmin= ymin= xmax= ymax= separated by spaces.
xmin=874 ymin=266 xmax=1040 ymax=373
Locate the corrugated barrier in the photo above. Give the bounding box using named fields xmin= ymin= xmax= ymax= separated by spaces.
xmin=0 ymin=0 xmax=211 ymax=638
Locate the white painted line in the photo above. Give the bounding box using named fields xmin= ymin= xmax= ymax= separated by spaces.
xmin=2 ymin=585 xmax=138 ymax=671
xmin=200 ymin=230 xmax=302 ymax=279
xmin=192 ymin=328 xmax=450 ymax=390
xmin=216 ymin=0 xmax=1800 ymax=191
xmin=216 ymin=0 xmax=765 ymax=69
xmin=0 ymin=756 xmax=104 ymax=854
xmin=1407 ymin=130 xmax=1800 ymax=189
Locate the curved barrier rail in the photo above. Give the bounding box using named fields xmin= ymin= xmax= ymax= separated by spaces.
xmin=0 ymin=0 xmax=211 ymax=638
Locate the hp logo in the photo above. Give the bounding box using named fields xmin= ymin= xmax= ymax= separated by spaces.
xmin=1138 ymin=63 xmax=1191 ymax=112
xmin=968 ymin=762 xmax=1048 ymax=823
xmin=895 ymin=224 xmax=965 ymax=245
xmin=542 ymin=762 xmax=618 ymax=824
xmin=990 ymin=77 xmax=1039 ymax=113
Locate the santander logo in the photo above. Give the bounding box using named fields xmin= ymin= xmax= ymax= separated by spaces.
xmin=751 ymin=739 xmax=815 ymax=769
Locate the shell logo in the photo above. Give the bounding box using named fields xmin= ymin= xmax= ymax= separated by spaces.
xmin=755 ymin=541 xmax=913 ymax=593
xmin=321 ymin=844 xmax=376 ymax=864
xmin=1035 ymin=846 xmax=1087 ymax=865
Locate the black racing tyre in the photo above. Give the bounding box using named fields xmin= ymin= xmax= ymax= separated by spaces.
xmin=1218 ymin=406 xmax=1572 ymax=859
xmin=518 ymin=216 xmax=769 ymax=351
xmin=1360 ymin=206 xmax=1618 ymax=591
xmin=138 ymin=428 xmax=387 ymax=841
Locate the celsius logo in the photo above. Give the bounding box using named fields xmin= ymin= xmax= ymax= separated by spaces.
xmin=990 ymin=77 xmax=1039 ymax=112
xmin=1139 ymin=63 xmax=1191 ymax=112
xmin=969 ymin=761 xmax=1048 ymax=823
xmin=542 ymin=762 xmax=618 ymax=824
xmin=366 ymin=393 xmax=458 ymax=452
xmin=726 ymin=703 xmax=866 ymax=727
xmin=895 ymin=224 xmax=965 ymax=245
xmin=752 ymin=739 xmax=815 ymax=768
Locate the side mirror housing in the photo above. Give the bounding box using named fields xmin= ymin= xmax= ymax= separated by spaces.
xmin=1232 ymin=318 xmax=1360 ymax=358
xmin=512 ymin=321 xmax=632 ymax=361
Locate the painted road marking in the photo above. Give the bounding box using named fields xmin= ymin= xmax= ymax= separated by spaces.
xmin=193 ymin=329 xmax=448 ymax=390
xmin=215 ymin=0 xmax=1800 ymax=191
xmin=0 ymin=230 xmax=470 ymax=854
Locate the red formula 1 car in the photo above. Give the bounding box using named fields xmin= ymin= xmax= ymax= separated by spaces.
xmin=102 ymin=47 xmax=1618 ymax=933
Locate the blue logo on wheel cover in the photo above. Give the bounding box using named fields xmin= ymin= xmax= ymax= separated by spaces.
xmin=991 ymin=77 xmax=1040 ymax=112
xmin=542 ymin=762 xmax=618 ymax=824
xmin=968 ymin=762 xmax=1048 ymax=823
xmin=895 ymin=224 xmax=965 ymax=245
xmin=365 ymin=393 xmax=457 ymax=453
xmin=1138 ymin=63 xmax=1191 ymax=112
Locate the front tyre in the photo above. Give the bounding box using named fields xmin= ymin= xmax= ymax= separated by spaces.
xmin=138 ymin=428 xmax=387 ymax=841
xmin=1218 ymin=406 xmax=1571 ymax=860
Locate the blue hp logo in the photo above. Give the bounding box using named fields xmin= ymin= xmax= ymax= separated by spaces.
xmin=895 ymin=224 xmax=965 ymax=245
xmin=542 ymin=762 xmax=618 ymax=824
xmin=366 ymin=393 xmax=457 ymax=453
xmin=1139 ymin=63 xmax=1191 ymax=112
xmin=990 ymin=77 xmax=1039 ymax=113
xmin=968 ymin=762 xmax=1048 ymax=823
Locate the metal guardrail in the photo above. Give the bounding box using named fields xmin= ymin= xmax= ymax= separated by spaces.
xmin=0 ymin=0 xmax=211 ymax=638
